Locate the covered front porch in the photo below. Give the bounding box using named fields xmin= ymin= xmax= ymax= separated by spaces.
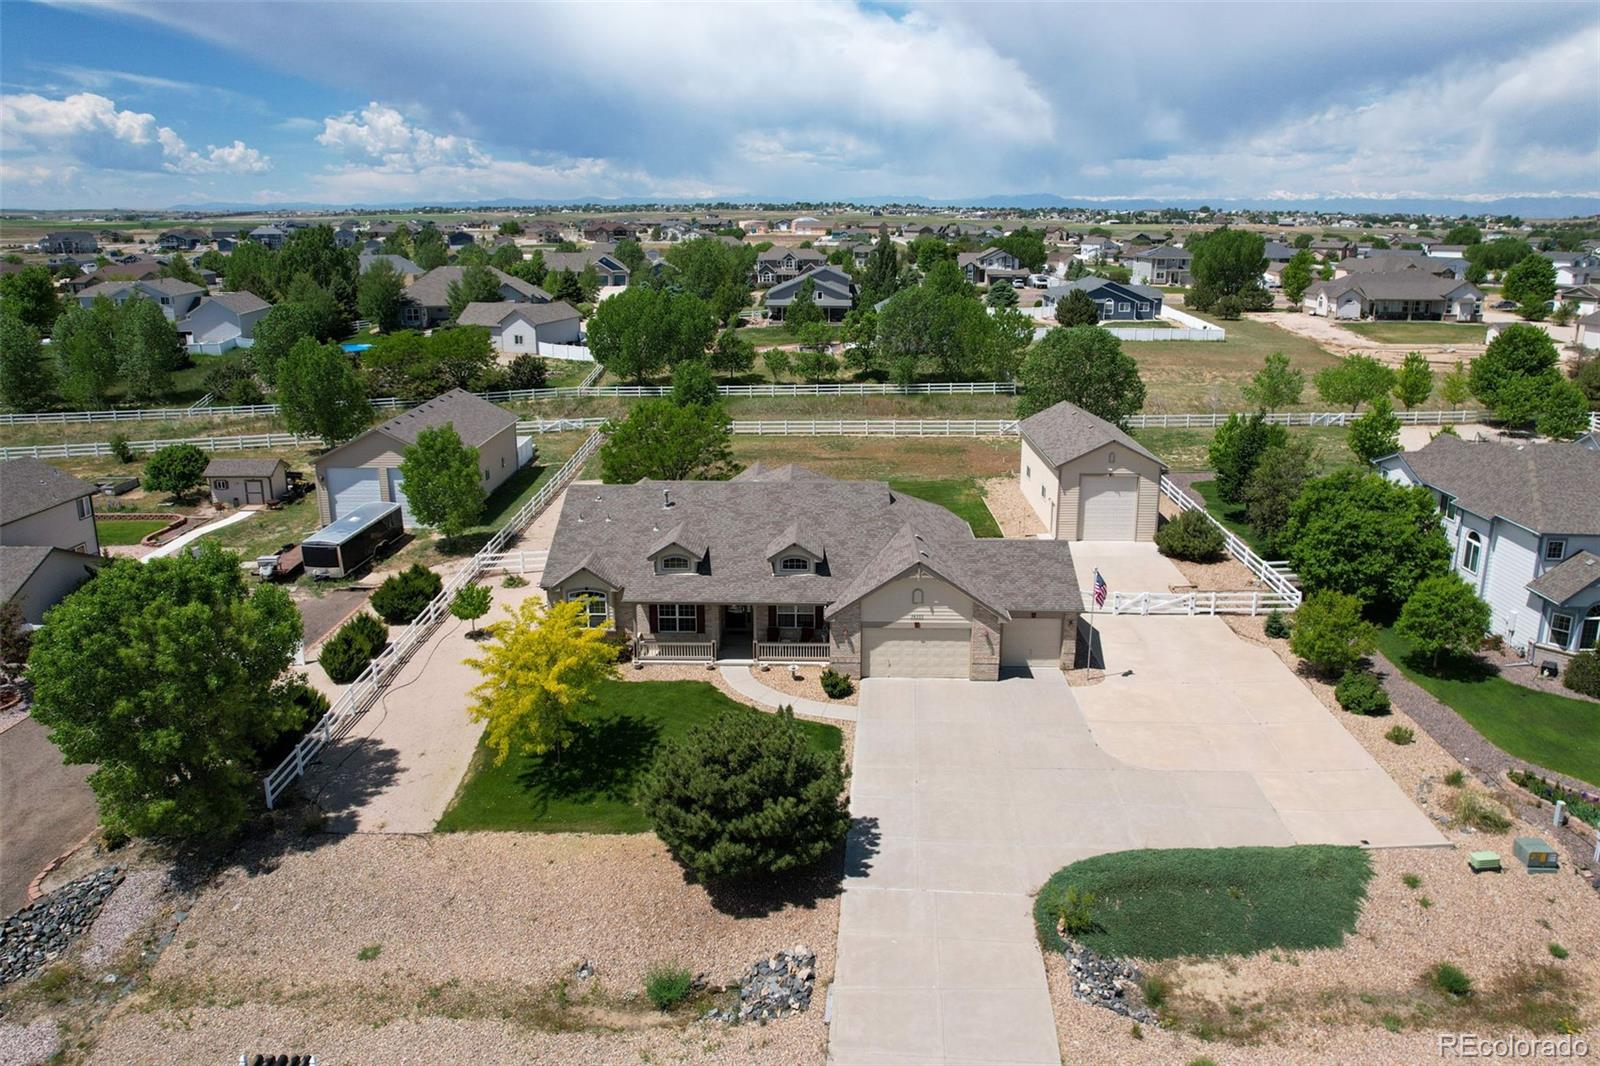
xmin=631 ymin=602 xmax=833 ymax=666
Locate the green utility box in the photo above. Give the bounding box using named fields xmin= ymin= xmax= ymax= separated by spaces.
xmin=1513 ymin=836 xmax=1559 ymax=874
xmin=1467 ymin=851 xmax=1502 ymax=873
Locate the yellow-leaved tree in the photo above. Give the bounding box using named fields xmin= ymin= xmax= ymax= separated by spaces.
xmin=464 ymin=598 xmax=617 ymax=764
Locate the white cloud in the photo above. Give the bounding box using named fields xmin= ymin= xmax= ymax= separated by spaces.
xmin=0 ymin=91 xmax=270 ymax=175
xmin=316 ymin=102 xmax=488 ymax=169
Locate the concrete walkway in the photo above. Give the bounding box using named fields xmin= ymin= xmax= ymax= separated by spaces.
xmin=143 ymin=508 xmax=255 ymax=559
xmin=720 ymin=666 xmax=858 ymax=722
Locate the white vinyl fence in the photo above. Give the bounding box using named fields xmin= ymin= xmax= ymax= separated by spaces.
xmin=1109 ymin=590 xmax=1298 ymax=616
xmin=1591 ymin=411 xmax=1599 ymax=433
xmin=1157 ymin=475 xmax=1302 ymax=607
xmin=1126 ymin=408 xmax=1484 ymax=429
xmin=262 ymin=430 xmax=604 ymax=809
xmin=0 ymin=431 xmax=314 ymax=460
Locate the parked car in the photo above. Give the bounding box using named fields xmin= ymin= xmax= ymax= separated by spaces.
xmin=1028 ymin=273 xmax=1054 ymax=288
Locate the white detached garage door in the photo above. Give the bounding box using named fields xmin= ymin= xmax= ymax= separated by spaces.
xmin=1079 ymin=475 xmax=1138 ymax=540
xmin=325 ymin=468 xmax=381 ymax=522
xmin=862 ymin=627 xmax=969 ymax=678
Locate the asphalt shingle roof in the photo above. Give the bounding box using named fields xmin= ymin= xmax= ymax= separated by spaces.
xmin=454 ymin=300 xmax=580 ymax=328
xmin=1018 ymin=402 xmax=1165 ymax=471
xmin=365 ymin=388 xmax=517 ymax=449
xmin=0 ymin=458 xmax=96 ymax=529
xmin=0 ymin=545 xmax=55 ymax=602
xmin=204 ymin=458 xmax=286 ymax=478
xmin=404 ymin=266 xmax=549 ymax=309
xmin=1400 ymin=435 xmax=1600 ymax=534
xmin=1526 ymin=551 xmax=1600 ymax=605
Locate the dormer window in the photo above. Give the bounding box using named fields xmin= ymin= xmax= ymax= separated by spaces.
xmin=660 ymin=555 xmax=691 ymax=572
xmin=780 ymin=556 xmax=810 ymax=573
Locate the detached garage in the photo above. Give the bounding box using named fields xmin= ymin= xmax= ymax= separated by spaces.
xmin=312 ymin=389 xmax=522 ymax=527
xmin=1016 ymin=401 xmax=1166 ymax=541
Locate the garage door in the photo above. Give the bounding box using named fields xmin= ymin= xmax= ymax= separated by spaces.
xmin=1079 ymin=475 xmax=1138 ymax=540
xmin=325 ymin=468 xmax=381 ymax=522
xmin=387 ymin=468 xmax=417 ymax=528
xmin=862 ymin=627 xmax=970 ymax=678
xmin=1001 ymin=616 xmax=1063 ymax=673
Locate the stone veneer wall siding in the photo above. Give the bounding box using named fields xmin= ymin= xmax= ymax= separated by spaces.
xmin=969 ymin=606 xmax=1002 ymax=681
xmin=829 ymin=603 xmax=863 ymax=678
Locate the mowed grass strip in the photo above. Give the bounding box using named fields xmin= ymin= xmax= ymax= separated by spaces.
xmin=1035 ymin=846 xmax=1372 ymax=960
xmin=1374 ymin=627 xmax=1600 ymax=788
xmin=94 ymin=518 xmax=172 ymax=545
xmin=889 ymin=477 xmax=1002 ymax=537
xmin=436 ymin=679 xmax=844 ymax=833
xmin=1341 ymin=321 xmax=1488 ymax=345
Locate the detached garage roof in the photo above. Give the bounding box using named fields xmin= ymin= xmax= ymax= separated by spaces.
xmin=455 ymin=300 xmax=581 ymax=328
xmin=204 ymin=458 xmax=287 ymax=478
xmin=1018 ymin=401 xmax=1164 ymax=470
xmin=314 ymin=389 xmax=518 ymax=469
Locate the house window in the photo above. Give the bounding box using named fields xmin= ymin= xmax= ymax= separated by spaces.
xmin=214 ymin=480 xmax=229 ymax=490
xmin=779 ymin=556 xmax=809 ymax=572
xmin=513 ymin=334 xmax=524 ymax=345
xmin=1545 ymin=539 xmax=1567 ymax=562
xmin=1439 ymin=493 xmax=1457 ymax=520
xmin=660 ymin=555 xmax=691 ymax=572
xmin=1118 ymin=302 xmax=1131 ymax=312
xmin=775 ymin=604 xmax=813 ymax=629
xmin=75 ymin=496 xmax=92 ymax=520
xmin=1461 ymin=530 xmax=1482 ymax=574
xmin=657 ymin=603 xmax=698 ymax=632
xmin=911 ymin=589 xmax=925 ymax=605
xmin=1582 ymin=606 xmax=1600 ymax=649
xmin=567 ymin=589 xmax=610 ymax=628
xmin=1551 ymin=613 xmax=1574 ymax=648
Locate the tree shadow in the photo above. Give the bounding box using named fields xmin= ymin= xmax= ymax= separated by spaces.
xmin=1399 ymin=648 xmax=1497 ymax=685
xmin=694 ymin=836 xmax=854 ymax=920
xmin=513 ymin=712 xmax=662 ymax=820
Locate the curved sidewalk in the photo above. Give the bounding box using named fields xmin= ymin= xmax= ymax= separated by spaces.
xmin=719 ymin=665 xmax=857 ymax=722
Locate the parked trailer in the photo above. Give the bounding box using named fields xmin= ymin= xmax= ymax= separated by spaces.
xmin=300 ymin=502 xmax=403 ymax=580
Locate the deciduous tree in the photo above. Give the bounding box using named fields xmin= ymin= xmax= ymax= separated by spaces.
xmin=357 ymin=258 xmax=407 ymax=331
xmin=1346 ymin=395 xmax=1402 ymax=464
xmin=142 ymin=443 xmax=210 ymax=502
xmin=51 ymin=297 xmax=120 ymax=407
xmin=1502 ymin=254 xmax=1557 ymax=319
xmin=1243 ymin=438 xmax=1315 ymax=555
xmin=276 ymin=338 xmax=373 ymax=444
xmin=600 ymin=398 xmax=736 ymax=482
xmin=1209 ymin=413 xmax=1288 ymax=502
xmin=586 ymin=286 xmax=715 ymax=383
xmin=450 ymin=582 xmax=493 ymax=638
xmin=784 ymin=277 xmax=825 ymax=329
xmin=1242 ymin=352 xmax=1304 ymax=411
xmin=115 ymin=297 xmax=182 ymax=404
xmin=1279 ymin=250 xmax=1315 ymax=305
xmin=398 ymin=423 xmax=485 ymax=538
xmin=1289 ymin=590 xmax=1376 ymax=676
xmin=0 ymin=266 xmax=63 ymax=332
xmin=0 ymin=311 xmax=57 ymax=410
xmin=671 ymin=358 xmax=720 ymax=406
xmin=1391 ymin=351 xmax=1434 ymax=409
xmin=1015 ymin=326 xmax=1146 ymax=427
xmin=1315 ymin=353 xmax=1396 ymax=410
xmin=708 ymin=329 xmax=756 ymax=380
xmin=1396 ymin=574 xmax=1490 ymax=667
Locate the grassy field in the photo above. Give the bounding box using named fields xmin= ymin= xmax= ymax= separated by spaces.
xmin=541 ymin=358 xmax=594 ymax=389
xmin=731 ymin=434 xmax=1018 ymax=481
xmin=1131 ymin=425 xmax=1358 ymax=473
xmin=103 ymin=353 xmax=248 ymax=408
xmin=1341 ymin=321 xmax=1488 ymax=345
xmin=1034 ymin=846 xmax=1372 ymax=960
xmin=94 ymin=518 xmax=171 ymax=545
xmin=889 ymin=477 xmax=1002 ymax=537
xmin=197 ymin=494 xmax=320 ymax=560
xmin=436 ymin=679 xmax=844 ymax=833
xmin=1121 ymin=317 xmax=1341 ymax=413
xmin=1374 ymin=627 xmax=1600 ymax=787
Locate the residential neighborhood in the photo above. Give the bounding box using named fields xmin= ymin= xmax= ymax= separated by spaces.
xmin=1 ymin=4 xmax=1599 ymax=1065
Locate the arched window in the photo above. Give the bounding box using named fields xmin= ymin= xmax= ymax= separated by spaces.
xmin=660 ymin=555 xmax=690 ymax=572
xmin=567 ymin=589 xmax=609 ymax=628
xmin=1461 ymin=530 xmax=1482 ymax=574
xmin=780 ymin=556 xmax=809 ymax=572
xmin=911 ymin=588 xmax=925 ymax=605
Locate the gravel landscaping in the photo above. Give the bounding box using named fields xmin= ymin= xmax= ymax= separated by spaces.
xmin=980 ymin=476 xmax=1047 ymax=538
xmin=750 ymin=663 xmax=858 ymax=706
xmin=81 ymin=834 xmax=839 ymax=1064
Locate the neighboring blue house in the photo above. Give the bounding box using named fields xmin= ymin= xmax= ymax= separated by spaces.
xmin=1041 ymin=277 xmax=1164 ymax=321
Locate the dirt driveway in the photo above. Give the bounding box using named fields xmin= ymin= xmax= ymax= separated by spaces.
xmin=0 ymin=716 xmax=98 ymax=913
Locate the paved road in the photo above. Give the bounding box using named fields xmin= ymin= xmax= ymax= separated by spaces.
xmin=0 ymin=717 xmax=98 ymax=914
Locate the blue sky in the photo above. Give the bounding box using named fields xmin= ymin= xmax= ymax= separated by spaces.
xmin=3 ymin=0 xmax=1598 ymax=209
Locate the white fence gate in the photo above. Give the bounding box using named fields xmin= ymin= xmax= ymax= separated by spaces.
xmin=1109 ymin=590 xmax=1297 ymax=616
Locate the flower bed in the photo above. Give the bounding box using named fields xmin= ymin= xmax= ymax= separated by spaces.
xmin=1507 ymin=769 xmax=1600 ymax=833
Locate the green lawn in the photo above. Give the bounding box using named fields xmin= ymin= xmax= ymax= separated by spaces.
xmin=889 ymin=477 xmax=1002 ymax=537
xmin=1374 ymin=627 xmax=1600 ymax=787
xmin=103 ymin=353 xmax=248 ymax=408
xmin=95 ymin=518 xmax=171 ymax=545
xmin=1187 ymin=479 xmax=1268 ymax=554
xmin=1035 ymin=846 xmax=1372 ymax=960
xmin=436 ymin=679 xmax=844 ymax=833
xmin=1342 ymin=321 xmax=1487 ymax=345
xmin=1120 ymin=317 xmax=1341 ymax=413
xmin=198 ymin=493 xmax=321 ymax=559
xmin=1131 ymin=426 xmax=1358 ymax=474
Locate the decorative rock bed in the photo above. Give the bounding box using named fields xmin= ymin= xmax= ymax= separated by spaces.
xmin=1061 ymin=939 xmax=1159 ymax=1025
xmin=705 ymin=945 xmax=816 ymax=1024
xmin=1 ymin=866 xmax=124 ymax=985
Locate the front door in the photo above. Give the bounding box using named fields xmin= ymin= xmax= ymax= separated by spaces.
xmin=723 ymin=605 xmax=753 ymax=635
xmin=245 ymin=479 xmax=265 ymax=503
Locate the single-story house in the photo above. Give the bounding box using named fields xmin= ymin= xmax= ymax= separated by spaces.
xmin=1311 ymin=238 xmax=1355 ymax=260
xmin=754 ymin=247 xmax=828 ymax=286
xmin=1127 ymin=245 xmax=1193 ymax=286
xmin=311 ymin=389 xmax=523 ymax=527
xmin=204 ymin=458 xmax=291 ymax=508
xmin=0 ymin=457 xmax=100 ymax=555
xmin=540 ymin=249 xmax=630 ymax=287
xmin=0 ymin=545 xmax=107 ymax=625
xmin=1018 ymin=401 xmax=1166 ymax=541
xmin=402 ymin=266 xmax=550 ymax=328
xmin=538 ymin=462 xmax=1083 ymax=679
xmin=1557 ymin=284 xmax=1600 ymax=318
xmin=1336 ymin=253 xmax=1467 ymax=281
xmin=157 ymin=228 xmax=208 ymax=251
xmin=455 ymin=300 xmax=583 ymax=353
xmin=1304 ymin=275 xmax=1482 ymax=321
xmin=764 ymin=265 xmax=857 ymax=322
xmin=790 ymin=216 xmax=826 ymax=236
xmin=1040 ymin=277 xmax=1164 ymax=321
xmin=1576 ymin=310 xmax=1600 ymax=351
xmin=1262 ymin=241 xmax=1297 ymax=264
xmin=957 ymin=248 xmax=1026 ymax=286
xmin=77 ymin=278 xmax=205 ymax=321
xmin=1375 ymin=435 xmax=1600 ymax=669
xmin=179 ymin=291 xmax=271 ymax=347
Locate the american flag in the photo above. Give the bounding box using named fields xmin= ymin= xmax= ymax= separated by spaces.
xmin=1092 ymin=569 xmax=1107 ymax=608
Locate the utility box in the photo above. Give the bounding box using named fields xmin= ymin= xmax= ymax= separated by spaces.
xmin=1467 ymin=851 xmax=1502 ymax=873
xmin=1513 ymin=836 xmax=1559 ymax=874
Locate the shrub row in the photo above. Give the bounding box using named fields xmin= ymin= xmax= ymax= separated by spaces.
xmin=1507 ymin=769 xmax=1600 ymax=829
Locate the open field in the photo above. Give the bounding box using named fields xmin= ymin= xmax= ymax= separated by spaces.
xmin=437 ymin=679 xmax=843 ymax=833
xmin=1132 ymin=425 xmax=1358 ymax=472
xmin=1121 ymin=317 xmax=1342 ymax=412
xmin=730 ymin=434 xmax=1018 ymax=480
xmin=1341 ymin=321 xmax=1489 ymax=345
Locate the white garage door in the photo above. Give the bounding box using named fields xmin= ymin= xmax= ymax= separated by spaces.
xmin=325 ymin=468 xmax=381 ymax=522
xmin=1001 ymin=616 xmax=1063 ymax=673
xmin=862 ymin=627 xmax=970 ymax=678
xmin=1079 ymin=475 xmax=1139 ymax=541
xmin=387 ymin=468 xmax=417 ymax=528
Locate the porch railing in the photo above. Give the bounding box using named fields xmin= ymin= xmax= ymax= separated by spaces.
xmin=634 ymin=639 xmax=717 ymax=661
xmin=1109 ymin=590 xmax=1298 ymax=616
xmin=754 ymin=641 xmax=832 ymax=663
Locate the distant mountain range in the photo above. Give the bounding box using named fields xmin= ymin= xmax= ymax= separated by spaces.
xmin=24 ymin=193 xmax=1600 ymax=218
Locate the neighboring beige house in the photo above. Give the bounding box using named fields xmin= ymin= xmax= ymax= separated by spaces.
xmin=455 ymin=301 xmax=583 ymax=355
xmin=0 ymin=546 xmax=107 ymax=625
xmin=539 ymin=462 xmax=1084 ymax=679
xmin=790 ymin=216 xmax=826 ymax=236
xmin=0 ymin=458 xmax=101 ymax=554
xmin=76 ymin=277 xmax=205 ymax=321
xmin=1303 ymin=274 xmax=1482 ymax=321
xmin=1577 ymin=310 xmax=1600 ymax=351
xmin=205 ymin=458 xmax=290 ymax=508
xmin=1018 ymin=402 xmax=1166 ymax=541
xmin=311 ymin=389 xmax=524 ymax=527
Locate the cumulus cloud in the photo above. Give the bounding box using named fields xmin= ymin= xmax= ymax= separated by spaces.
xmin=316 ymin=102 xmax=488 ymax=169
xmin=0 ymin=91 xmax=270 ymax=175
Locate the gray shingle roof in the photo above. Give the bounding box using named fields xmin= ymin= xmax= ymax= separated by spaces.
xmin=1400 ymin=435 xmax=1600 ymax=534
xmin=404 ymin=266 xmax=549 ymax=310
xmin=540 ymin=469 xmax=1080 ymax=617
xmin=1526 ymin=551 xmax=1600 ymax=605
xmin=204 ymin=458 xmax=286 ymax=478
xmin=359 ymin=253 xmax=423 ymax=276
xmin=1018 ymin=401 xmax=1165 ymax=469
xmin=1043 ymin=277 xmax=1164 ymax=303
xmin=0 ymin=458 xmax=96 ymax=528
xmin=0 ymin=545 xmax=54 ymax=602
xmin=454 ymin=300 xmax=580 ymax=328
xmin=765 ymin=265 xmax=856 ymax=306
xmin=1312 ymin=274 xmax=1479 ymax=301
xmin=203 ymin=291 xmax=271 ymax=315
xmin=365 ymin=388 xmax=518 ymax=449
